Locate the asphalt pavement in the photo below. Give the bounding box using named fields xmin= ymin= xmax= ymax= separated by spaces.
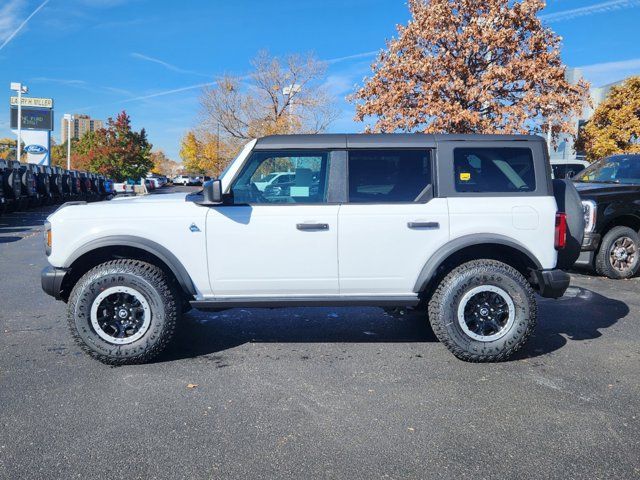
xmin=0 ymin=188 xmax=638 ymax=479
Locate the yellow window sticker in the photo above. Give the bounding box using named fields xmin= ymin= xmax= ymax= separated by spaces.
xmin=460 ymin=172 xmax=471 ymax=181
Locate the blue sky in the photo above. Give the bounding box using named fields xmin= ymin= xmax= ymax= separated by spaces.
xmin=1 ymin=0 xmax=640 ymax=161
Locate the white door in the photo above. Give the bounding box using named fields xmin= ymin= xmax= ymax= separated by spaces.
xmin=206 ymin=149 xmax=338 ymax=297
xmin=338 ymin=149 xmax=450 ymax=295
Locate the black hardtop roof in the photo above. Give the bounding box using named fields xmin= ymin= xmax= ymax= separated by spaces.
xmin=254 ymin=133 xmax=545 ymax=150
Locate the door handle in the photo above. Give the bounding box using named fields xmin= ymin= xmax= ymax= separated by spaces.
xmin=296 ymin=223 xmax=329 ymax=231
xmin=408 ymin=221 xmax=439 ymax=229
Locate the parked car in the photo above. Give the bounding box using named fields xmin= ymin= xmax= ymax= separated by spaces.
xmin=113 ymin=181 xmax=135 ymax=195
xmin=173 ymin=175 xmax=196 ymax=186
xmin=42 ymin=133 xmax=583 ymax=365
xmin=36 ymin=165 xmax=52 ymax=205
xmin=89 ymin=173 xmax=101 ymax=201
xmin=60 ymin=168 xmax=73 ymax=201
xmin=0 ymin=161 xmax=6 ymax=214
xmin=70 ymin=171 xmax=82 ymax=200
xmin=1 ymin=160 xmax=23 ymax=211
xmin=550 ymin=159 xmax=590 ymax=179
xmin=49 ymin=166 xmax=64 ymax=203
xmin=103 ymin=176 xmax=115 ymax=197
xmin=18 ymin=162 xmax=39 ymax=208
xmin=574 ymin=153 xmax=640 ymax=279
xmin=253 ymin=171 xmax=295 ymax=192
xmin=147 ymin=176 xmax=167 ymax=188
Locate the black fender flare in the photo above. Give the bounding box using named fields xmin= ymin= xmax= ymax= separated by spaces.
xmin=413 ymin=234 xmax=543 ymax=293
xmin=64 ymin=235 xmax=197 ymax=296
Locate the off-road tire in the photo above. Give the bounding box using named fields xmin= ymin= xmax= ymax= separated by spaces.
xmin=67 ymin=259 xmax=179 ymax=365
xmin=428 ymin=259 xmax=537 ymax=362
xmin=595 ymin=226 xmax=640 ymax=279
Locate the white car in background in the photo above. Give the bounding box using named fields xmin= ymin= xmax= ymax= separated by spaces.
xmin=173 ymin=175 xmax=196 ymax=186
xmin=253 ymin=171 xmax=295 ymax=192
xmin=112 ymin=182 xmax=135 ymax=195
xmin=147 ymin=177 xmax=165 ymax=189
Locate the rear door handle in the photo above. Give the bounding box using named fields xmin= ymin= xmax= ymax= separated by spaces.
xmin=296 ymin=223 xmax=329 ymax=231
xmin=408 ymin=221 xmax=439 ymax=229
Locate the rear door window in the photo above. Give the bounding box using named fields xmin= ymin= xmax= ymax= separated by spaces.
xmin=454 ymin=148 xmax=535 ymax=193
xmin=347 ymin=150 xmax=432 ymax=203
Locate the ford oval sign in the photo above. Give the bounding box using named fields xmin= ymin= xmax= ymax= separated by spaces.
xmin=24 ymin=144 xmax=47 ymax=154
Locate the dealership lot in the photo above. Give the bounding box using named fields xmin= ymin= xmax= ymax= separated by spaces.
xmin=0 ymin=191 xmax=638 ymax=479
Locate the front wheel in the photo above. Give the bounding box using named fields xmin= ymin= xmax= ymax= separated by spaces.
xmin=67 ymin=259 xmax=179 ymax=365
xmin=428 ymin=260 xmax=537 ymax=362
xmin=595 ymin=226 xmax=640 ymax=279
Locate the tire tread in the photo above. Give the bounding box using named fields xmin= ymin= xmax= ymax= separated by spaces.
xmin=67 ymin=259 xmax=179 ymax=365
xmin=428 ymin=259 xmax=537 ymax=362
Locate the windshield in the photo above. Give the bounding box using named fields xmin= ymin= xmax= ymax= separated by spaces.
xmin=576 ymin=155 xmax=640 ymax=184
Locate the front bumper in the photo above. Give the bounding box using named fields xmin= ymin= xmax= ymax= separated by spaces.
xmin=41 ymin=266 xmax=68 ymax=300
xmin=532 ymin=269 xmax=570 ymax=299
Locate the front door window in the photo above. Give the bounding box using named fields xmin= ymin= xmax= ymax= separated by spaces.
xmin=231 ymin=150 xmax=330 ymax=204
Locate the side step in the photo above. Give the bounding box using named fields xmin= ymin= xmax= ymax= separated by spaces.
xmin=190 ymin=295 xmax=420 ymax=310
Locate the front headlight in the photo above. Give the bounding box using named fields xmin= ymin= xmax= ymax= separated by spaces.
xmin=44 ymin=221 xmax=52 ymax=256
xmin=582 ymin=200 xmax=597 ymax=233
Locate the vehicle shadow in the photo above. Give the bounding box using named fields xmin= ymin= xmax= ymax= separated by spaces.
xmin=159 ymin=286 xmax=628 ymax=363
xmin=515 ymin=286 xmax=629 ymax=360
xmin=160 ymin=306 xmax=437 ymax=363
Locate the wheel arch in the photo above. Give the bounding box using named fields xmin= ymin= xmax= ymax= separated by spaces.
xmin=601 ymin=213 xmax=640 ymax=237
xmin=413 ymin=234 xmax=542 ymax=295
xmin=61 ymin=236 xmax=197 ymax=301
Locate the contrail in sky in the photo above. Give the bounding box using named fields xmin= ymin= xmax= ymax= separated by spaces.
xmin=0 ymin=0 xmax=50 ymax=52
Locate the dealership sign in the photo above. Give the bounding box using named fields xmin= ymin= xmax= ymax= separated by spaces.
xmin=10 ymin=107 xmax=53 ymax=131
xmin=10 ymin=96 xmax=53 ymax=108
xmin=9 ymin=94 xmax=54 ymax=165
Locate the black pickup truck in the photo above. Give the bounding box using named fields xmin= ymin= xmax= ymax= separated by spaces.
xmin=574 ymin=154 xmax=640 ymax=279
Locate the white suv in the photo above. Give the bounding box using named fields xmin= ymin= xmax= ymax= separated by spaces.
xmin=42 ymin=134 xmax=583 ymax=365
xmin=172 ymin=175 xmax=195 ymax=186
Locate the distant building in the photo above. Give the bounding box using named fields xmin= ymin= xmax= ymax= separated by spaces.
xmin=550 ymin=68 xmax=626 ymax=161
xmin=61 ymin=114 xmax=103 ymax=143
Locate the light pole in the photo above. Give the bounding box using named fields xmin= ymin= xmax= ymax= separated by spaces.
xmin=10 ymin=82 xmax=28 ymax=163
xmin=282 ymin=84 xmax=301 ymax=132
xmin=63 ymin=114 xmax=74 ymax=169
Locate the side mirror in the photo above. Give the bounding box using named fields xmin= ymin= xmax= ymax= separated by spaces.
xmin=200 ymin=179 xmax=224 ymax=205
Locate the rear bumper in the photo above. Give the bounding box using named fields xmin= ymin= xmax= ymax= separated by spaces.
xmin=574 ymin=250 xmax=595 ymax=268
xmin=41 ymin=266 xmax=68 ymax=300
xmin=581 ymin=232 xmax=601 ymax=251
xmin=532 ymin=269 xmax=570 ymax=299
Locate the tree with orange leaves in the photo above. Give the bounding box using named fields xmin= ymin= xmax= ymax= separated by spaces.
xmin=352 ymin=0 xmax=589 ymax=141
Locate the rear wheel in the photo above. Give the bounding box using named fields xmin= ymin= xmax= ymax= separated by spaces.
xmin=428 ymin=259 xmax=537 ymax=362
xmin=595 ymin=226 xmax=640 ymax=279
xmin=67 ymin=259 xmax=179 ymax=365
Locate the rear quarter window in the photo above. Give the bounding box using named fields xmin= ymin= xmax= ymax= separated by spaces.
xmin=454 ymin=148 xmax=535 ymax=193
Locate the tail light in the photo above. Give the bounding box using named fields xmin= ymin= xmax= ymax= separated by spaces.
xmin=555 ymin=212 xmax=567 ymax=250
